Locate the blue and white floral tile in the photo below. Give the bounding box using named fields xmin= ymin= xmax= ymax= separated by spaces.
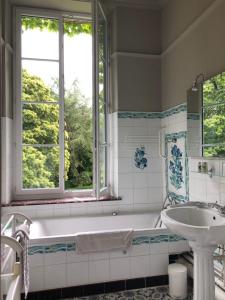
xmin=134 ymin=146 xmax=148 ymax=170
xmin=165 ymin=132 xmax=189 ymax=203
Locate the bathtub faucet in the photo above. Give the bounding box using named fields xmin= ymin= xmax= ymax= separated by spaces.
xmin=112 ymin=211 xmax=118 ymax=216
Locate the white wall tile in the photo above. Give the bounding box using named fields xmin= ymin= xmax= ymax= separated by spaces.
xmin=168 ymin=240 xmax=190 ymax=254
xmin=89 ymin=259 xmax=110 ymax=283
xmin=118 ymin=188 xmax=133 ymax=204
xmin=133 ymin=173 xmax=148 ymax=189
xmin=44 ymin=252 xmax=66 ymax=265
xmin=150 ymin=254 xmax=168 ymax=276
xmin=66 ymin=261 xmax=89 ymax=286
xmin=88 ymin=252 xmax=109 ymax=261
xmin=29 ymin=254 xmax=44 ymax=267
xmin=29 ymin=266 xmax=44 ymax=292
xmin=109 ymin=257 xmax=130 ymax=280
xmin=150 ymin=242 xmax=168 ymax=254
xmin=133 ymin=188 xmax=148 ymax=204
xmin=44 ymin=264 xmax=66 ymax=289
xmin=66 ymin=251 xmax=88 ymax=263
xmin=130 ymin=255 xmax=150 ymax=278
xmin=118 ymin=173 xmax=133 ymax=189
xmin=130 ymin=243 xmax=150 ymax=256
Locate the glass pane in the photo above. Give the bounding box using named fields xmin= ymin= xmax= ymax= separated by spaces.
xmin=21 ymin=16 xmax=59 ymax=60
xmin=22 ymin=103 xmax=59 ymax=145
xmin=203 ymin=145 xmax=225 ymax=158
xmin=22 ymin=60 xmax=59 ymax=101
xmin=203 ymin=104 xmax=225 ymax=145
xmin=64 ymin=19 xmax=93 ymax=190
xmin=203 ymin=71 xmax=225 ymax=107
xmin=63 ymin=19 xmax=92 ymax=101
xmin=22 ymin=146 xmax=59 ymax=189
xmin=100 ymin=146 xmax=106 ymax=189
xmin=98 ymin=19 xmax=106 ymax=145
xmin=98 ymin=8 xmax=107 ymax=190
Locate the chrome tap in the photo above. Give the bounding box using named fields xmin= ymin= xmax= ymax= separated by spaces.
xmin=207 ymin=202 xmax=225 ymax=214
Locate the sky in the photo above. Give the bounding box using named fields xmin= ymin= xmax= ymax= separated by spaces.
xmin=22 ymin=28 xmax=93 ymax=103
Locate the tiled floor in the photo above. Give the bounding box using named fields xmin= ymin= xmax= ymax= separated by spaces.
xmin=64 ymin=286 xmax=193 ymax=300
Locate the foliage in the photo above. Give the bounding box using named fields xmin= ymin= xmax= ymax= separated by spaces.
xmin=203 ymin=71 xmax=225 ymax=157
xmin=22 ymin=70 xmax=65 ymax=188
xmin=22 ymin=17 xmax=91 ymax=37
xmin=64 ymin=81 xmax=93 ymax=189
xmin=22 ymin=69 xmax=93 ymax=189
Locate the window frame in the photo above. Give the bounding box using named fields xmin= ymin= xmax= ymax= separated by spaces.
xmin=13 ymin=6 xmax=110 ymax=200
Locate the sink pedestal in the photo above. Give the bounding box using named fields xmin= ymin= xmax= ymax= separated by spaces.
xmin=190 ymin=242 xmax=216 ymax=300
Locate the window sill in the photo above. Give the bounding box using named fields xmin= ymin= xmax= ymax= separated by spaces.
xmin=3 ymin=195 xmax=122 ymax=207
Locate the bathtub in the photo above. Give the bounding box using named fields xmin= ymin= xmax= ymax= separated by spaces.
xmin=28 ymin=211 xmax=190 ymax=292
xmin=29 ymin=211 xmax=162 ymax=243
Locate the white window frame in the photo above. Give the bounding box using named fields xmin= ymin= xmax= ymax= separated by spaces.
xmin=13 ymin=6 xmax=110 ymax=200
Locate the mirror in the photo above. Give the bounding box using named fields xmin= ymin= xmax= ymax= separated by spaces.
xmin=187 ymin=70 xmax=225 ymax=157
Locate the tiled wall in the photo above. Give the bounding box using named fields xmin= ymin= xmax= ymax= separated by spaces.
xmin=189 ymin=158 xmax=225 ymax=206
xmin=28 ymin=233 xmax=189 ymax=291
xmin=115 ymin=114 xmax=163 ymax=211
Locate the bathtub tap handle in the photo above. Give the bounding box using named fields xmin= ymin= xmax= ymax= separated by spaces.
xmin=112 ymin=212 xmax=118 ymax=216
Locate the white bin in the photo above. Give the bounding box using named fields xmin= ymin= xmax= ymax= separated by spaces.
xmin=168 ymin=263 xmax=187 ymax=299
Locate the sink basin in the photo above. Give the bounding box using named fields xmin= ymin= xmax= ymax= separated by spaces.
xmin=161 ymin=204 xmax=225 ymax=300
xmin=161 ymin=206 xmax=225 ymax=245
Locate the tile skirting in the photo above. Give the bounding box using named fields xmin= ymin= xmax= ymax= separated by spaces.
xmin=22 ymin=275 xmax=169 ymax=300
xmin=118 ymin=103 xmax=187 ymax=119
xmin=28 ymin=234 xmax=186 ymax=255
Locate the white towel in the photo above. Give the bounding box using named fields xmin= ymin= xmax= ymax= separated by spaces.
xmin=75 ymin=229 xmax=134 ymax=254
xmin=13 ymin=224 xmax=30 ymax=299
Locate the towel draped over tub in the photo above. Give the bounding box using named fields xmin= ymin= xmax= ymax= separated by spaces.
xmin=75 ymin=229 xmax=134 ymax=254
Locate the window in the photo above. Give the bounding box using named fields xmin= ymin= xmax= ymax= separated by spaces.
xmin=202 ymin=71 xmax=225 ymax=157
xmin=14 ymin=5 xmax=109 ymax=199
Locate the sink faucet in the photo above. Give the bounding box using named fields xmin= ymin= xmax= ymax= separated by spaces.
xmin=208 ymin=202 xmax=225 ymax=214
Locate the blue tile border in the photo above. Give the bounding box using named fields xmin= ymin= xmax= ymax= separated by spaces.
xmin=187 ymin=113 xmax=200 ymax=120
xmin=28 ymin=242 xmax=75 ymax=255
xmin=28 ymin=234 xmax=186 ymax=255
xmin=118 ymin=111 xmax=162 ymax=119
xmin=118 ymin=103 xmax=187 ymax=119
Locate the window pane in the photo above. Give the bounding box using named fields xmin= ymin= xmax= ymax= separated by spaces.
xmin=22 ymin=103 xmax=59 ymax=145
xmin=98 ymin=9 xmax=107 ymax=190
xmin=22 ymin=146 xmax=59 ymax=189
xmin=22 ymin=61 xmax=59 ymax=101
xmin=21 ymin=16 xmax=59 ymax=60
xmin=203 ymin=145 xmax=225 ymax=158
xmin=100 ymin=146 xmax=106 ymax=189
xmin=203 ymin=71 xmax=225 ymax=107
xmin=64 ymin=19 xmax=93 ymax=190
xmin=203 ymin=104 xmax=225 ymax=145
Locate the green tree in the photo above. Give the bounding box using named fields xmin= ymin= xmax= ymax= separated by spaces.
xmin=64 ymin=81 xmax=93 ymax=189
xmin=203 ymin=71 xmax=225 ymax=157
xmin=22 ymin=69 xmax=68 ymax=188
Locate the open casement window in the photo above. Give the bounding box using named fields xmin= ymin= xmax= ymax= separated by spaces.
xmin=14 ymin=5 xmax=109 ymax=200
xmin=92 ymin=0 xmax=109 ymax=198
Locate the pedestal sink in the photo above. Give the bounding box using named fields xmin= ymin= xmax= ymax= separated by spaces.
xmin=161 ymin=203 xmax=225 ymax=300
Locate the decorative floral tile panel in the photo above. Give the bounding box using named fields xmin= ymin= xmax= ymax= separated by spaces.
xmin=165 ymin=132 xmax=189 ymax=203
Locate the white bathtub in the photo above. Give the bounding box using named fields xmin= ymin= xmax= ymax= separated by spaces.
xmin=30 ymin=211 xmax=162 ymax=243
xmin=27 ymin=211 xmax=189 ymax=292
